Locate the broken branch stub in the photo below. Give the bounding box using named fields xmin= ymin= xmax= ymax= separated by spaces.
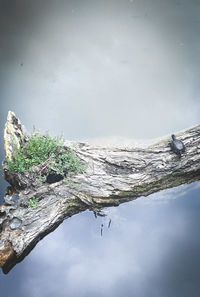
xmin=0 ymin=111 xmax=200 ymax=273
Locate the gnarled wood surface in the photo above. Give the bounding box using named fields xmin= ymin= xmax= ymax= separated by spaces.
xmin=0 ymin=111 xmax=200 ymax=273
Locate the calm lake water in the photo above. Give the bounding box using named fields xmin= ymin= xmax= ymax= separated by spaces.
xmin=0 ymin=181 xmax=200 ymax=297
xmin=1 ymin=0 xmax=200 ymax=296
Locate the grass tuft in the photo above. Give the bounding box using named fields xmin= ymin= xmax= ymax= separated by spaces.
xmin=4 ymin=131 xmax=86 ymax=183
xmin=27 ymin=198 xmax=38 ymax=207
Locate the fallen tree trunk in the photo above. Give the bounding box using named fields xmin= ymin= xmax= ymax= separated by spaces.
xmin=0 ymin=111 xmax=200 ymax=273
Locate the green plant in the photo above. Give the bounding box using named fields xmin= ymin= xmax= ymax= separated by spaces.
xmin=49 ymin=146 xmax=86 ymax=177
xmin=37 ymin=172 xmax=47 ymax=185
xmin=27 ymin=198 xmax=38 ymax=207
xmin=5 ymin=132 xmax=57 ymax=172
xmin=4 ymin=131 xmax=86 ymax=183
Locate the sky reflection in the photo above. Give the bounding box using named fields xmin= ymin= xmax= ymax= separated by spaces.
xmin=0 ymin=0 xmax=200 ymax=140
xmin=0 ymin=0 xmax=200 ymax=296
xmin=1 ymin=182 xmax=200 ymax=297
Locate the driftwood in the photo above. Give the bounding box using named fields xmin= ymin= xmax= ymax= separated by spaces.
xmin=0 ymin=111 xmax=200 ymax=273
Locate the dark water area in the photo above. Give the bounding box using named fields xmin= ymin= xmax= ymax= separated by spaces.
xmin=0 ymin=181 xmax=200 ymax=297
xmin=1 ymin=0 xmax=200 ymax=296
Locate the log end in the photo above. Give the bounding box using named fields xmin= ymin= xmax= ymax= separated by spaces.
xmin=0 ymin=241 xmax=16 ymax=274
xmin=4 ymin=111 xmax=26 ymax=161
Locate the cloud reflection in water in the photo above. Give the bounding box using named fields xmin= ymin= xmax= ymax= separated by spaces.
xmin=5 ymin=182 xmax=197 ymax=297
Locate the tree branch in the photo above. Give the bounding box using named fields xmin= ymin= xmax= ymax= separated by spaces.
xmin=0 ymin=111 xmax=200 ymax=273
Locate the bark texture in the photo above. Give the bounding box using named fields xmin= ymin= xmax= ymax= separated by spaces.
xmin=0 ymin=111 xmax=200 ymax=273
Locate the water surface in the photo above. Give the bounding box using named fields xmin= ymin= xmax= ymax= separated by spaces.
xmin=0 ymin=0 xmax=200 ymax=296
xmin=0 ymin=182 xmax=200 ymax=297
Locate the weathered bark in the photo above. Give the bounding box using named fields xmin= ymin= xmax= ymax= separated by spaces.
xmin=0 ymin=111 xmax=200 ymax=273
